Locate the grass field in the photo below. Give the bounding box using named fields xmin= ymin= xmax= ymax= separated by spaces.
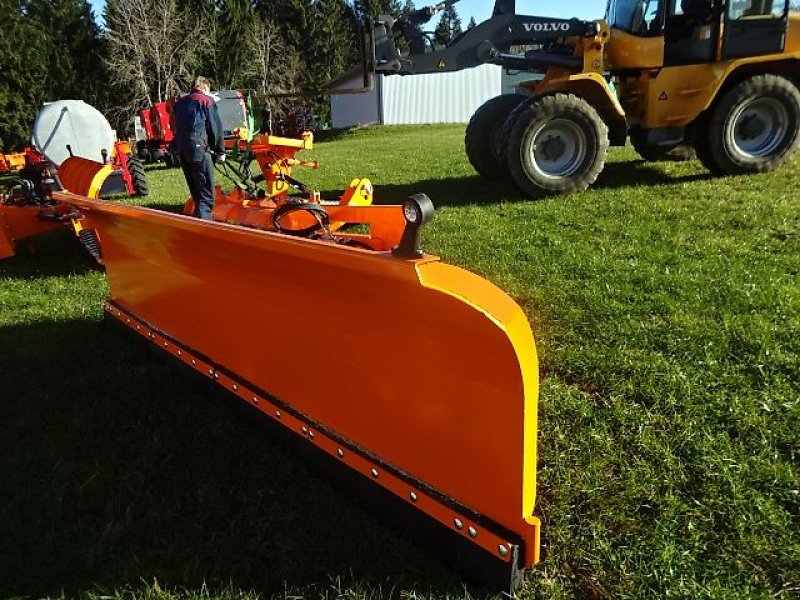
xmin=1 ymin=125 xmax=798 ymax=599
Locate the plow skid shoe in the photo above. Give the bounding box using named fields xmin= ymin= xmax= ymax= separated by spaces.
xmin=54 ymin=192 xmax=541 ymax=592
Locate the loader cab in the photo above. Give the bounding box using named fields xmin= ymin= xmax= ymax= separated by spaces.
xmin=606 ymin=0 xmax=790 ymax=67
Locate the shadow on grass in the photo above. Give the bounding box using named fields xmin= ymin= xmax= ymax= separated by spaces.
xmin=136 ymin=201 xmax=187 ymax=214
xmin=0 ymin=229 xmax=98 ymax=280
xmin=594 ymin=160 xmax=712 ymax=190
xmin=0 ymin=317 xmax=462 ymax=598
xmin=314 ymin=127 xmax=365 ymax=143
xmin=323 ymin=176 xmax=523 ymax=208
xmin=321 ymin=161 xmax=712 ymax=208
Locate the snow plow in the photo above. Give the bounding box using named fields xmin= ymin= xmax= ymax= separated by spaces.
xmin=51 ymin=187 xmax=540 ymax=592
xmin=4 ymin=129 xmax=541 ymax=591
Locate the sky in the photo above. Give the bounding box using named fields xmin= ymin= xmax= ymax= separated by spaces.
xmin=86 ymin=0 xmax=602 ymax=28
xmin=454 ymin=0 xmax=600 ymax=21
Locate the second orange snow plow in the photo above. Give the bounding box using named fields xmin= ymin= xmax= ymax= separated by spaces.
xmin=50 ymin=184 xmax=542 ymax=592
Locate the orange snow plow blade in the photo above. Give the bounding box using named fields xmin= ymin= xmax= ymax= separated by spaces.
xmin=53 ymin=191 xmax=541 ymax=592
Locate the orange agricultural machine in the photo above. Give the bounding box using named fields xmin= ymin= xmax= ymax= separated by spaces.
xmin=0 ymin=143 xmax=148 ymax=259
xmin=0 ymin=151 xmax=27 ymax=174
xmin=0 ymin=100 xmax=152 ymax=259
xmin=3 ymin=132 xmax=542 ymax=592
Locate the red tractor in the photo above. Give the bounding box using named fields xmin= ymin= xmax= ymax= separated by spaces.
xmin=136 ymin=90 xmax=249 ymax=167
xmin=136 ymin=101 xmax=180 ymax=167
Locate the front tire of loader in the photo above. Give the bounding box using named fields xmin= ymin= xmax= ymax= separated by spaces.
xmin=128 ymin=157 xmax=149 ymax=197
xmin=465 ymin=94 xmax=527 ymax=179
xmin=506 ymin=93 xmax=609 ymax=197
xmin=698 ymin=74 xmax=800 ymax=175
xmin=629 ymin=128 xmax=695 ymax=162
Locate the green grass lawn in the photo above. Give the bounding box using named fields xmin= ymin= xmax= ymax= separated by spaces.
xmin=1 ymin=125 xmax=798 ymax=599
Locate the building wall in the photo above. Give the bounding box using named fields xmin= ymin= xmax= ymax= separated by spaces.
xmin=329 ymin=65 xmax=540 ymax=128
xmin=381 ymin=64 xmax=502 ymax=125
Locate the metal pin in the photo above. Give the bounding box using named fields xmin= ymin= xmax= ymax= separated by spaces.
xmin=232 ymin=384 xmax=238 ymax=391
xmin=454 ymin=519 xmax=463 ymax=530
xmin=498 ymin=544 xmax=509 ymax=556
xmin=191 ymin=359 xmax=196 ymax=365
xmin=302 ymin=426 xmax=308 ymax=434
xmin=468 ymin=526 xmax=477 ymax=538
xmin=163 ymin=341 xmax=168 ymax=347
xmin=337 ymin=448 xmax=344 ymax=457
xmin=252 ymin=396 xmax=258 ymax=404
xmin=275 ymin=410 xmax=281 ymax=418
xmin=177 ymin=350 xmax=182 ymax=356
xmin=371 ymin=468 xmax=379 ymax=478
xmin=208 ymin=369 xmax=214 ymax=376
xmin=214 ymin=372 xmax=219 ymax=380
xmin=410 ymin=492 xmax=418 ymax=502
xmin=309 ymin=431 xmax=315 ymax=439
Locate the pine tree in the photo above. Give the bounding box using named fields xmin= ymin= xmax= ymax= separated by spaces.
xmin=467 ymin=16 xmax=477 ymax=29
xmin=256 ymin=0 xmax=310 ymax=50
xmin=353 ymin=0 xmax=401 ymax=21
xmin=433 ymin=3 xmax=462 ymax=47
xmin=308 ymin=0 xmax=358 ymax=85
xmin=215 ymin=0 xmax=257 ymax=88
xmin=26 ymin=0 xmax=104 ymax=103
xmin=0 ymin=0 xmax=50 ymax=148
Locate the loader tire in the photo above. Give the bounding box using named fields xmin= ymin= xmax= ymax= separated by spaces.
xmin=128 ymin=157 xmax=149 ymax=196
xmin=698 ymin=74 xmax=800 ymax=175
xmin=629 ymin=128 xmax=695 ymax=162
xmin=495 ymin=97 xmax=536 ymax=169
xmin=506 ymin=93 xmax=609 ymax=197
xmin=465 ymin=94 xmax=527 ymax=179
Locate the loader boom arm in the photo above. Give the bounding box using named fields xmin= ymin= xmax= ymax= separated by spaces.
xmin=373 ymin=5 xmax=600 ymax=75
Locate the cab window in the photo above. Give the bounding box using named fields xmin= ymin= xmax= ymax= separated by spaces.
xmin=607 ymin=0 xmax=665 ymax=35
xmin=728 ymin=0 xmax=785 ymax=18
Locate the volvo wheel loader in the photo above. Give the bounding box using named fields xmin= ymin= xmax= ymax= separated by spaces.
xmin=368 ymin=0 xmax=800 ymax=196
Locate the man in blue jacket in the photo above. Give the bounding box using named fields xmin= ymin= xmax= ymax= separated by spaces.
xmin=173 ymin=76 xmax=225 ymax=220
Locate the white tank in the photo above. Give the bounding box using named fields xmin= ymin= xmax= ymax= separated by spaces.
xmin=32 ymin=100 xmax=115 ymax=167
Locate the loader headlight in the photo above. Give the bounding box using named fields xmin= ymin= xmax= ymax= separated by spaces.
xmin=393 ymin=193 xmax=435 ymax=259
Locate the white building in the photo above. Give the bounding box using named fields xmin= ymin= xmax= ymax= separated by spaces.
xmin=330 ymin=65 xmax=539 ymax=129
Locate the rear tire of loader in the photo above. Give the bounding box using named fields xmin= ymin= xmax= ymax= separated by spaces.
xmin=506 ymin=93 xmax=609 ymax=197
xmin=465 ymin=94 xmax=527 ymax=179
xmin=128 ymin=157 xmax=149 ymax=196
xmin=698 ymin=74 xmax=800 ymax=175
xmin=629 ymin=128 xmax=695 ymax=162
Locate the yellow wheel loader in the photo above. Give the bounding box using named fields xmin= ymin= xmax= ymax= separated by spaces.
xmin=368 ymin=0 xmax=800 ymax=196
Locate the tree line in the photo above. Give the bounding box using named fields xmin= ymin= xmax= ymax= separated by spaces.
xmin=0 ymin=0 xmax=467 ymax=149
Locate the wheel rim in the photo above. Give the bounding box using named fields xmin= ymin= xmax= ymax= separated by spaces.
xmin=730 ymin=97 xmax=790 ymax=159
xmin=530 ymin=119 xmax=587 ymax=178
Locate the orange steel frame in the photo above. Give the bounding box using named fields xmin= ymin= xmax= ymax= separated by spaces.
xmin=0 ymin=203 xmax=71 ymax=259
